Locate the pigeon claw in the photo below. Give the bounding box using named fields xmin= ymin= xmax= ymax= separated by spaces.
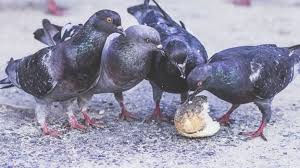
xmin=217 ymin=115 xmax=232 ymax=126
xmin=82 ymin=112 xmax=104 ymax=128
xmin=42 ymin=123 xmax=61 ymax=137
xmin=239 ymin=120 xmax=267 ymax=141
xmin=69 ymin=116 xmax=86 ymax=131
xmin=119 ymin=109 xmax=138 ymax=121
xmin=145 ymin=108 xmax=171 ymax=123
xmin=239 ymin=131 xmax=267 ymax=141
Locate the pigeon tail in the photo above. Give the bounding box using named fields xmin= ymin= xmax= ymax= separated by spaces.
xmin=0 ymin=58 xmax=15 ymax=89
xmin=179 ymin=21 xmax=186 ymax=30
xmin=0 ymin=77 xmax=14 ymax=89
xmin=151 ymin=0 xmax=173 ymax=21
xmin=33 ymin=19 xmax=62 ymax=46
xmin=2 ymin=58 xmax=20 ymax=88
xmin=42 ymin=19 xmax=57 ymax=46
xmin=288 ymin=45 xmax=300 ymax=74
xmin=144 ymin=0 xmax=150 ymax=8
xmin=288 ymin=45 xmax=300 ymax=58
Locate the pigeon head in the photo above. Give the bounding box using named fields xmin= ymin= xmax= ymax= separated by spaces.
xmin=125 ymin=25 xmax=163 ymax=52
xmin=187 ymin=64 xmax=213 ymax=92
xmin=165 ymin=40 xmax=190 ymax=79
xmin=87 ymin=9 xmax=124 ymax=35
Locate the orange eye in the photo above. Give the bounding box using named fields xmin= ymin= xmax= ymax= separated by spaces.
xmin=106 ymin=17 xmax=113 ymax=23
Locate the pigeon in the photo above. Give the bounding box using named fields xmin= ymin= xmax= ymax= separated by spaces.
xmin=128 ymin=0 xmax=208 ymax=121
xmin=187 ymin=44 xmax=300 ymax=140
xmin=0 ymin=10 xmax=124 ymax=136
xmin=232 ymin=0 xmax=251 ymax=6
xmin=33 ymin=22 xmax=165 ymax=121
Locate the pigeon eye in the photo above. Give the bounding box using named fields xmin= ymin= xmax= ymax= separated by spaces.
xmin=106 ymin=17 xmax=113 ymax=23
xmin=145 ymin=38 xmax=151 ymax=43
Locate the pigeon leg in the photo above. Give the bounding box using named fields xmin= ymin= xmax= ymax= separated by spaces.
xmin=82 ymin=109 xmax=104 ymax=128
xmin=77 ymin=95 xmax=103 ymax=127
xmin=47 ymin=0 xmax=64 ymax=16
xmin=64 ymin=99 xmax=85 ymax=130
xmin=217 ymin=104 xmax=240 ymax=125
xmin=41 ymin=123 xmax=61 ymax=137
xmin=240 ymin=119 xmax=267 ymax=141
xmin=68 ymin=114 xmax=85 ymax=130
xmin=146 ymin=81 xmax=170 ymax=122
xmin=114 ymin=92 xmax=138 ymax=121
xmin=240 ymin=99 xmax=272 ymax=141
xmin=146 ymin=102 xmax=170 ymax=122
xmin=35 ymin=102 xmax=60 ymax=137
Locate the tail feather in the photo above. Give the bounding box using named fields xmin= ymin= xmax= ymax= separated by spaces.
xmin=3 ymin=58 xmax=20 ymax=88
xmin=42 ymin=19 xmax=60 ymax=46
xmin=0 ymin=77 xmax=11 ymax=84
xmin=179 ymin=21 xmax=186 ymax=30
xmin=288 ymin=45 xmax=300 ymax=64
xmin=0 ymin=84 xmax=14 ymax=89
xmin=288 ymin=44 xmax=300 ymax=51
xmin=151 ymin=0 xmax=172 ymax=21
xmin=144 ymin=0 xmax=150 ymax=8
xmin=151 ymin=0 xmax=182 ymax=28
xmin=0 ymin=77 xmax=14 ymax=89
xmin=33 ymin=19 xmax=62 ymax=46
xmin=288 ymin=45 xmax=300 ymax=74
xmin=33 ymin=28 xmax=50 ymax=46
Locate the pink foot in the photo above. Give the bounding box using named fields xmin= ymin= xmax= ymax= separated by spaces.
xmin=217 ymin=115 xmax=231 ymax=126
xmin=146 ymin=105 xmax=170 ymax=122
xmin=47 ymin=0 xmax=64 ymax=16
xmin=82 ymin=111 xmax=104 ymax=128
xmin=69 ymin=116 xmax=85 ymax=130
xmin=240 ymin=131 xmax=267 ymax=141
xmin=239 ymin=121 xmax=267 ymax=141
xmin=42 ymin=123 xmax=61 ymax=137
xmin=232 ymin=0 xmax=251 ymax=6
xmin=119 ymin=109 xmax=138 ymax=121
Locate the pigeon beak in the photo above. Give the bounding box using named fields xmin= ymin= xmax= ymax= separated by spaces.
xmin=186 ymin=86 xmax=203 ymax=102
xmin=116 ymin=26 xmax=126 ymax=36
xmin=156 ymin=44 xmax=163 ymax=49
xmin=156 ymin=44 xmax=165 ymax=56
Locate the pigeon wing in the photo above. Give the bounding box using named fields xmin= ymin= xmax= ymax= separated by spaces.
xmin=14 ymin=47 xmax=58 ymax=98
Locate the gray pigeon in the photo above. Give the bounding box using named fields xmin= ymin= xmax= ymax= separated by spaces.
xmin=33 ymin=23 xmax=165 ymax=121
xmin=81 ymin=25 xmax=164 ymax=121
xmin=187 ymin=44 xmax=300 ymax=140
xmin=0 ymin=10 xmax=124 ymax=136
xmin=128 ymin=0 xmax=208 ymax=121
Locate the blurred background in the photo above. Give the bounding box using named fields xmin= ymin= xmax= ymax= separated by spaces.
xmin=0 ymin=0 xmax=300 ymax=167
xmin=0 ymin=0 xmax=300 ymax=65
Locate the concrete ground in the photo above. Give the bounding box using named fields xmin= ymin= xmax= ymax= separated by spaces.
xmin=0 ymin=0 xmax=300 ymax=167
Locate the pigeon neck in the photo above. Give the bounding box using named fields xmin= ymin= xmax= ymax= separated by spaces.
xmin=204 ymin=64 xmax=218 ymax=89
xmin=208 ymin=63 xmax=238 ymax=90
xmin=71 ymin=23 xmax=109 ymax=47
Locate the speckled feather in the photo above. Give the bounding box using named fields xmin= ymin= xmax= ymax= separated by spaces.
xmin=4 ymin=10 xmax=122 ymax=101
xmin=94 ymin=25 xmax=162 ymax=93
xmin=189 ymin=44 xmax=300 ymax=104
xmin=128 ymin=0 xmax=208 ymax=93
